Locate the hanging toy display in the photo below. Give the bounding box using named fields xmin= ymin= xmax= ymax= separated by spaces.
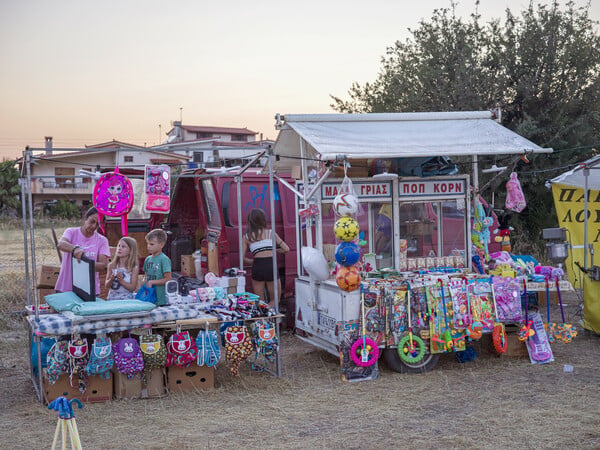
xmin=144 ymin=164 xmax=171 ymax=213
xmin=397 ymin=281 xmax=426 ymax=364
xmin=92 ymin=166 xmax=134 ymax=236
xmin=332 ymin=167 xmax=362 ymax=292
xmin=505 ymin=172 xmax=526 ymax=213
xmin=350 ymin=286 xmax=379 ymax=367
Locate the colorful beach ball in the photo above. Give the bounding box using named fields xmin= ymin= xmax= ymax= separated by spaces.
xmin=334 ymin=216 xmax=359 ymax=242
xmin=336 ymin=265 xmax=361 ymax=292
xmin=334 ymin=242 xmax=361 ymax=267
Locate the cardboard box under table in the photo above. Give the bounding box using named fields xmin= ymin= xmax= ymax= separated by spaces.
xmin=36 ymin=265 xmax=61 ymax=289
xmin=167 ymin=364 xmax=214 ymax=392
xmin=113 ymin=368 xmax=166 ymax=399
xmin=43 ymin=370 xmax=113 ymax=404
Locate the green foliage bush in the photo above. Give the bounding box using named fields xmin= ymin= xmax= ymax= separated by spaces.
xmin=52 ymin=200 xmax=80 ymax=220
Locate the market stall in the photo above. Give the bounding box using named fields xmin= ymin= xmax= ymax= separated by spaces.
xmin=21 ymin=147 xmax=283 ymax=404
xmin=548 ymin=155 xmax=600 ymax=333
xmin=271 ymin=111 xmax=559 ymax=376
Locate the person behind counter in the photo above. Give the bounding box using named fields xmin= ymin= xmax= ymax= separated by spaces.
xmin=105 ymin=236 xmax=139 ymax=300
xmin=55 ymin=207 xmax=110 ymax=295
xmin=142 ymin=228 xmax=171 ymax=306
xmin=242 ymin=208 xmax=289 ymax=306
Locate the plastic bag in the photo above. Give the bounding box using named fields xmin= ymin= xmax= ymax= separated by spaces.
xmin=505 ymin=172 xmax=526 ymax=213
xmin=333 ymin=175 xmax=361 ymax=218
xmin=135 ymin=285 xmax=157 ymax=303
xmin=301 ymin=247 xmax=330 ymax=281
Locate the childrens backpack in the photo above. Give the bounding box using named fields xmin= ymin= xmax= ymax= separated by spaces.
xmin=224 ymin=325 xmax=253 ymax=376
xmin=85 ymin=336 xmax=114 ymax=380
xmin=251 ymin=320 xmax=278 ymax=369
xmin=113 ymin=337 xmax=145 ymax=379
xmin=139 ymin=333 xmax=167 ymax=384
xmin=166 ymin=330 xmax=198 ymax=368
xmin=195 ymin=329 xmax=221 ymax=368
xmin=46 ymin=340 xmax=69 ymax=385
xmin=68 ymin=337 xmax=89 ymax=393
xmin=93 ymin=166 xmax=134 ymax=236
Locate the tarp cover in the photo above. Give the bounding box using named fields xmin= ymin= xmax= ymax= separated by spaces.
xmin=548 ymin=155 xmax=600 ymax=190
xmin=273 ymin=112 xmax=550 ymax=171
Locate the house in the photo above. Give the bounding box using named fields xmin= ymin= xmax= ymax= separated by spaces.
xmin=27 ymin=137 xmax=190 ymax=213
xmin=161 ymin=121 xmax=273 ymax=166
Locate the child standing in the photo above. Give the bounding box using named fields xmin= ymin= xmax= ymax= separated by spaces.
xmin=105 ymin=237 xmax=139 ymax=300
xmin=143 ymin=229 xmax=171 ymax=306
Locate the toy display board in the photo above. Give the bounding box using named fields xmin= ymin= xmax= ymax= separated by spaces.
xmin=144 ymin=165 xmax=170 ymax=213
xmin=427 ymin=280 xmax=466 ymax=354
xmin=387 ymin=288 xmax=407 ymax=346
xmin=339 ymin=329 xmax=379 ymax=382
xmin=466 ymin=279 xmax=495 ymax=332
xmin=492 ymin=277 xmax=522 ymax=324
xmin=92 ymin=167 xmax=134 ymax=236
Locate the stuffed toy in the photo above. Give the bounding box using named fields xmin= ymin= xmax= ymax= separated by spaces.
xmin=534 ymin=265 xmax=564 ymax=281
xmin=472 ymin=203 xmax=493 ymax=259
xmin=494 ymin=213 xmax=513 ymax=253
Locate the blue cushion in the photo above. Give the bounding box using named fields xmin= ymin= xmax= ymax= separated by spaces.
xmin=44 ymin=292 xmax=86 ymax=312
xmin=70 ymin=299 xmax=156 ymax=316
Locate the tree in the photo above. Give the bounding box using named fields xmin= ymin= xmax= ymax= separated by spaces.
xmin=331 ymin=1 xmax=600 ymax=255
xmin=0 ymin=159 xmax=20 ymax=214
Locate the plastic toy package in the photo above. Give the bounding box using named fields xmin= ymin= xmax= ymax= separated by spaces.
xmin=526 ymin=312 xmax=554 ymax=364
xmin=339 ymin=330 xmax=379 ymax=383
xmin=144 ymin=164 xmax=170 ymax=213
xmin=492 ymin=276 xmax=522 ymax=323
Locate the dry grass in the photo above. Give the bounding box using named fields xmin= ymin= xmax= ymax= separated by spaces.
xmin=1 ymin=224 xmax=600 ymax=449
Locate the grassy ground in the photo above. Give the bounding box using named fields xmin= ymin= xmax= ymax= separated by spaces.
xmin=1 ymin=224 xmax=599 ymax=449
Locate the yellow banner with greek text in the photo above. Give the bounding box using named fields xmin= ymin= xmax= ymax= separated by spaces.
xmin=551 ymin=183 xmax=600 ymax=332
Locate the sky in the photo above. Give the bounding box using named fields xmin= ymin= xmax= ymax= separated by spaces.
xmin=1 ymin=0 xmax=598 ymax=160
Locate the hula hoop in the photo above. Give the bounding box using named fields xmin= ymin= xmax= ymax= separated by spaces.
xmin=397 ymin=334 xmax=426 ymax=364
xmin=350 ymin=337 xmax=379 ymax=367
xmin=492 ymin=323 xmax=507 ymax=354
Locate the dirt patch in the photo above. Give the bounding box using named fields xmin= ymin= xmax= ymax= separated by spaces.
xmin=2 ymin=225 xmax=600 ymax=448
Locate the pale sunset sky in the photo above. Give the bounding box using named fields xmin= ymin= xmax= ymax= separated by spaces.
xmin=1 ymin=0 xmax=598 ymax=160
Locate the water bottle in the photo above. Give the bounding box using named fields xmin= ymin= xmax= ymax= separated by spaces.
xmin=111 ymin=270 xmax=120 ymax=290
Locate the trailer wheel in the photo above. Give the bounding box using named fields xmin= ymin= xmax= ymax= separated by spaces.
xmin=383 ymin=348 xmax=439 ymax=374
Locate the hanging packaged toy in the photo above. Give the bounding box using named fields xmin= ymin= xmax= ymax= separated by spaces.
xmin=92 ymin=166 xmax=134 ymax=236
xmin=139 ymin=333 xmax=167 ymax=384
xmin=224 ymin=325 xmax=253 ymax=376
xmin=85 ymin=336 xmax=113 ymax=380
xmin=144 ymin=164 xmax=170 ymax=213
xmin=68 ymin=337 xmax=89 ymax=393
xmin=113 ymin=336 xmax=145 ymax=379
xmin=505 ymin=172 xmax=526 ymax=213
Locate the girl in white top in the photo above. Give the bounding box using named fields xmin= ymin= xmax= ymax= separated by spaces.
xmin=105 ymin=237 xmax=140 ymax=300
xmin=242 ymin=208 xmax=289 ymax=306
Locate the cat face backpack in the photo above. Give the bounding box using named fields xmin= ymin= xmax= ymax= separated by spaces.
xmin=224 ymin=325 xmax=253 ymax=376
xmin=85 ymin=336 xmax=114 ymax=380
xmin=68 ymin=337 xmax=89 ymax=393
xmin=140 ymin=333 xmax=167 ymax=384
xmin=166 ymin=330 xmax=198 ymax=368
xmin=113 ymin=336 xmax=145 ymax=379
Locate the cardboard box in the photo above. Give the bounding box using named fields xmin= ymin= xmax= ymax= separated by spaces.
xmin=113 ymin=370 xmax=142 ymax=399
xmin=181 ymin=254 xmax=196 ymax=277
xmin=43 ymin=371 xmax=113 ymax=403
xmin=37 ymin=288 xmax=56 ymax=301
xmin=167 ymin=364 xmax=214 ymax=393
xmin=141 ymin=368 xmax=166 ymax=399
xmin=227 ymin=286 xmax=237 ymax=295
xmin=537 ymin=290 xmax=557 ymax=306
xmin=36 ymin=265 xmax=61 ymax=289
xmin=291 ymin=165 xmax=302 ymax=179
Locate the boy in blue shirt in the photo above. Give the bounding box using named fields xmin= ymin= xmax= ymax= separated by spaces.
xmin=143 ymin=229 xmax=171 ymax=306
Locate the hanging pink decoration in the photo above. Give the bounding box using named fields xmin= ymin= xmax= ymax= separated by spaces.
xmin=144 ymin=164 xmax=170 ymax=213
xmin=505 ymin=172 xmax=526 ymax=213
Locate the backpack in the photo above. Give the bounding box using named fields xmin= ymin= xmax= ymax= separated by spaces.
xmin=92 ymin=166 xmax=134 ymax=236
xmin=251 ymin=321 xmax=278 ymax=369
xmin=505 ymin=172 xmax=526 ymax=213
xmin=68 ymin=337 xmax=89 ymax=393
xmin=85 ymin=336 xmax=114 ymax=380
xmin=113 ymin=337 xmax=145 ymax=379
xmin=139 ymin=333 xmax=167 ymax=384
xmin=46 ymin=340 xmax=69 ymax=385
xmin=224 ymin=325 xmax=253 ymax=376
xmin=166 ymin=331 xmax=198 ymax=368
xmin=195 ymin=329 xmax=221 ymax=368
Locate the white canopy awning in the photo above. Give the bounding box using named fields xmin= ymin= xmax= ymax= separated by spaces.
xmin=272 ymin=111 xmax=551 ymax=171
xmin=548 ymin=155 xmax=600 ymax=190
